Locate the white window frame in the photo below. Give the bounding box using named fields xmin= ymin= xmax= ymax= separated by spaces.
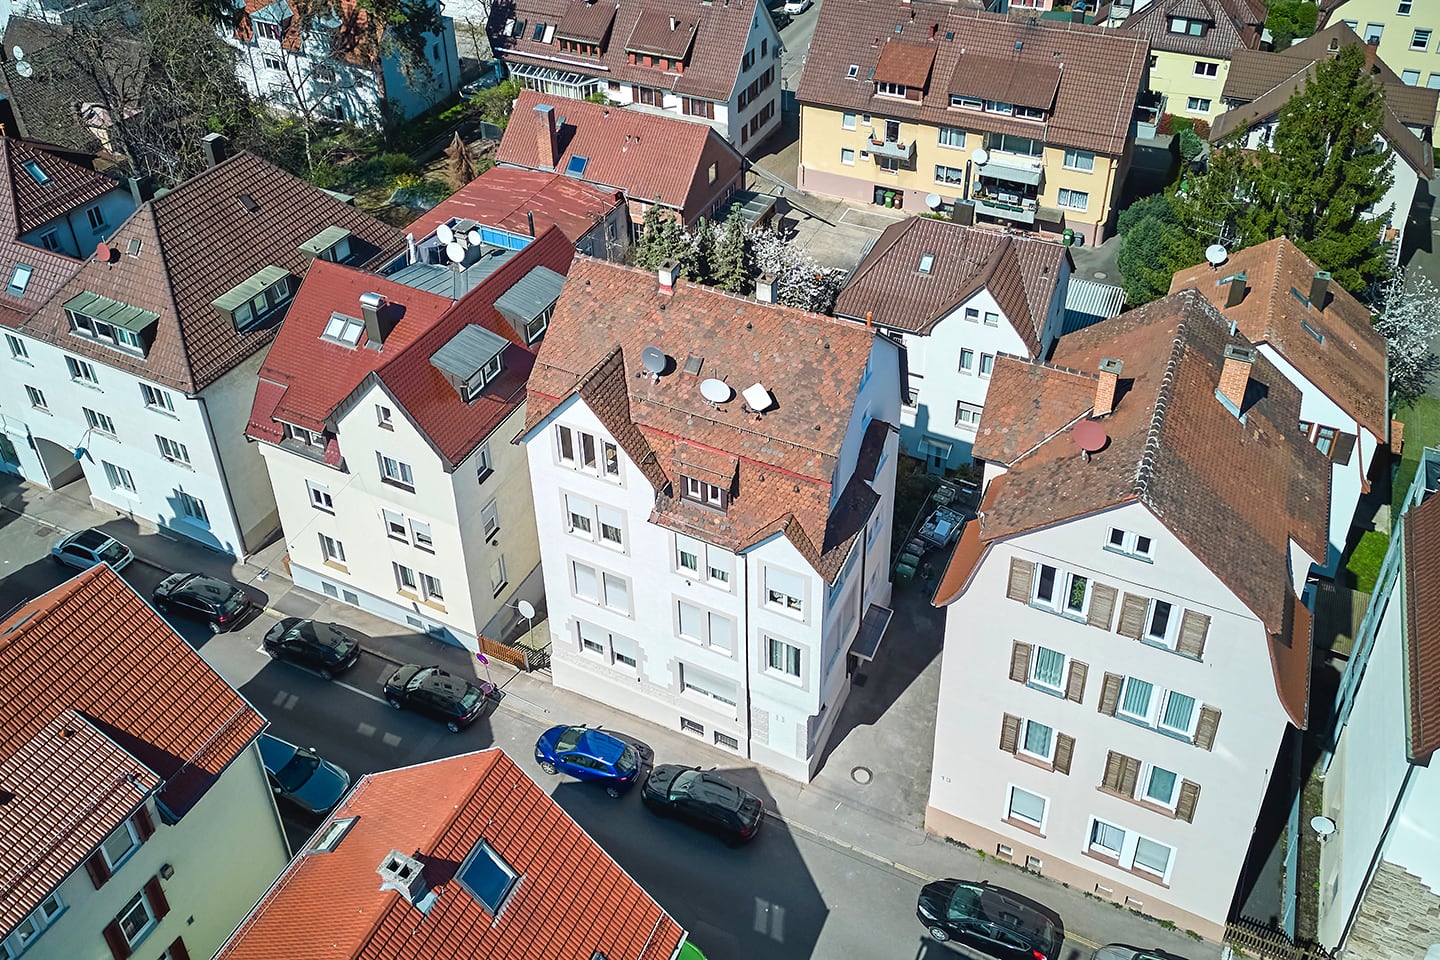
xmin=410 ymin=519 xmax=434 ymax=551
xmin=1032 ymin=563 xmax=1091 ymax=617
xmin=5 ymin=894 xmax=64 ymax=955
xmin=116 ymin=890 xmax=156 ymax=947
xmin=578 ymin=620 xmax=638 ymax=669
xmin=1087 ymin=816 xmax=1126 ymax=857
xmin=1141 ymin=763 xmax=1180 ymax=808
xmin=1018 ymin=718 xmax=1055 ymax=762
xmin=176 ymin=490 xmax=208 ymax=524
xmin=596 ymin=503 xmax=624 ymax=547
xmin=475 ymin=443 xmax=494 ymax=483
xmin=959 ymin=348 xmax=975 ymax=374
xmin=983 ymin=311 xmax=1000 ymax=326
xmin=763 ymin=567 xmax=805 ymax=616
xmin=84 ymin=407 xmax=117 ymax=436
xmin=1192 ymin=60 xmax=1218 ymax=77
xmin=481 ymin=499 xmax=500 ymax=541
xmin=1058 ymin=188 xmax=1090 ymax=212
xmin=1402 ymin=68 xmax=1422 ymax=85
xmin=1063 ymin=148 xmax=1095 ymax=171
xmin=1412 ymin=28 xmax=1432 ymax=50
xmin=100 ymin=820 xmax=140 ymax=869
xmin=1117 ymin=676 xmax=1199 ymax=739
xmin=394 ymin=562 xmax=418 ymax=592
xmin=938 ymin=126 xmax=966 ymax=148
xmin=140 ymin=383 xmax=174 ymax=412
xmin=678 ymin=600 xmax=734 ymax=654
xmin=842 ymin=111 xmax=857 ymax=129
xmin=555 ymin=424 xmax=620 ymax=479
xmin=680 ymin=662 xmax=738 ymax=706
xmin=8 ymin=262 xmax=33 ymax=297
xmin=25 ymin=385 xmax=47 ymax=410
xmin=1185 ymin=96 xmax=1212 ymax=114
xmin=979 ymin=353 xmax=995 ymax=378
xmin=1006 ymin=785 xmax=1048 ymax=829
xmin=765 ymin=636 xmax=802 ymax=679
xmin=376 ymin=404 xmax=393 ymax=429
xmin=378 ymin=453 xmax=415 ymax=489
xmin=1105 ymin=527 xmax=1154 ymax=560
xmin=156 ymin=435 xmax=190 ymax=465
xmin=1028 ymin=645 xmax=1067 ymax=695
xmin=955 ymin=401 xmax=983 ymax=429
xmin=319 ymin=533 xmax=346 ymax=564
xmin=307 ymin=479 xmax=333 ymax=512
xmin=67 ymin=355 xmax=98 ymax=384
xmin=573 ymin=559 xmax=599 ymax=603
xmin=1143 ymin=598 xmax=1177 ymax=647
xmin=419 ymin=571 xmax=444 ymax=602
xmin=5 ymin=333 xmax=29 ymax=359
xmin=1132 ymin=834 xmax=1175 ymax=880
xmin=840 ymin=147 xmax=855 ymax=165
xmin=102 ymin=461 xmax=136 ymax=494
xmin=935 ymin=163 xmax=965 ymax=185
xmin=490 ymin=556 xmax=508 ymax=596
xmin=602 ymin=571 xmax=630 ymax=614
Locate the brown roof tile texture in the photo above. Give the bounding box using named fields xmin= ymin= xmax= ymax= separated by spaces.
xmin=4 ymin=138 xmax=123 ymax=234
xmin=555 ymin=0 xmax=618 ymax=43
xmin=945 ymin=55 xmax=1062 ymax=112
xmin=835 ymin=217 xmax=1069 ymax=349
xmin=406 ymin=166 xmax=623 ymax=246
xmin=1118 ymin=0 xmax=1265 ymax=60
xmin=215 ymin=750 xmax=685 ymax=960
xmin=0 ymin=139 xmax=94 ymax=329
xmin=874 ymin=39 xmax=937 ymax=90
xmin=0 ymin=565 xmax=265 ymax=931
xmin=1405 ymin=491 xmax=1440 ymax=762
xmin=18 ymin=151 xmax=404 ymax=394
xmin=1170 ymin=237 xmax=1389 ymax=440
xmin=797 ymin=3 xmax=1150 ymax=157
xmin=626 ymin=8 xmax=698 ymax=59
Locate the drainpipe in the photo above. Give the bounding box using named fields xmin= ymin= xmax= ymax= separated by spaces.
xmin=741 ymin=553 xmax=754 ymax=761
xmin=194 ymin=394 xmax=251 ymax=562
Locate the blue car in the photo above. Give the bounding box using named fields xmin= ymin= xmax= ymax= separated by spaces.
xmin=534 ymin=725 xmax=641 ymax=797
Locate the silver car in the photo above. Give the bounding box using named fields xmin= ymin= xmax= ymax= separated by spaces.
xmin=51 ymin=529 xmax=134 ymax=572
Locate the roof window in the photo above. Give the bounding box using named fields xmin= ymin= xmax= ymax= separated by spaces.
xmin=212 ymin=265 xmax=294 ymax=332
xmin=310 ymin=817 xmax=357 ymax=853
xmin=565 ymin=155 xmax=590 ymax=178
xmin=918 ymin=254 xmax=935 ymax=274
xmin=457 ymin=840 xmax=519 ymax=915
xmin=847 ymin=64 xmax=859 ymax=78
xmin=8 ymin=263 xmax=33 ymax=297
xmin=22 ymin=160 xmax=48 ymax=185
xmin=322 ymin=312 xmax=365 ymax=346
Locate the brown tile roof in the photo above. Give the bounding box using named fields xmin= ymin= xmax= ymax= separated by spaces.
xmin=17 ymin=151 xmax=403 ymax=394
xmin=797 ymin=3 xmax=1150 ymax=157
xmin=1118 ymin=0 xmax=1264 ymax=60
xmin=835 ymin=218 xmax=1069 ymax=349
xmin=1405 ymin=490 xmax=1440 ymax=762
xmin=496 ymin=0 xmax=762 ymax=103
xmin=497 ymin=91 xmax=743 ymax=224
xmin=215 ymin=750 xmax=685 ymax=960
xmin=967 ymin=289 xmax=1332 ymax=727
xmin=0 ymin=565 xmax=266 ymax=932
xmin=945 ymin=55 xmax=1062 ymax=112
xmin=233 ymin=0 xmax=383 ymax=68
xmin=1170 ymin=238 xmax=1389 ymax=440
xmin=405 ymin=166 xmax=623 ymax=247
xmin=555 ymin=0 xmax=618 ymax=44
xmin=931 ymin=474 xmax=1001 ymax=606
xmin=3 ymin=138 xmax=123 ymax=234
xmin=524 ymin=257 xmax=888 ymax=581
xmin=875 ymin=39 xmax=937 ymax=90
xmin=0 ymin=140 xmax=97 ymax=329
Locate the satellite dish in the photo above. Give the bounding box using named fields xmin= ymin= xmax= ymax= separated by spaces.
xmin=971 ymin=148 xmax=989 ymax=165
xmin=516 ymin=599 xmax=536 ymax=619
xmin=435 ymin=223 xmax=456 ymax=244
xmin=11 ymin=45 xmax=24 ymax=60
xmin=15 ymin=60 xmax=32 ymax=78
xmin=925 ymin=193 xmax=942 ymax=210
xmin=641 ymin=345 xmax=667 ymax=375
xmin=1205 ymin=244 xmax=1229 ymax=266
xmin=95 ymin=241 xmax=114 ymax=263
xmin=445 ymin=241 xmax=467 ymax=263
xmin=1310 ymin=816 xmax=1336 ymax=838
xmin=699 ymin=378 xmax=732 ymax=404
xmin=1072 ymin=419 xmax=1107 ymax=453
xmin=742 ymin=382 xmax=774 ymax=413
xmin=466 ymin=228 xmax=484 ymax=246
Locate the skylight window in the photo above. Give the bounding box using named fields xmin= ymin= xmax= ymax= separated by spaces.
xmin=322 ymin=313 xmax=365 ymax=346
xmin=1301 ymin=318 xmax=1325 ymax=344
xmin=847 ymin=64 xmax=859 ymax=79
xmin=310 ymin=817 xmax=357 ymax=853
xmin=457 ymin=840 xmax=519 ymax=915
xmin=22 ymin=160 xmax=48 ymax=185
xmin=918 ymin=254 xmax=934 ymax=274
xmin=566 ymin=155 xmax=590 ymax=177
xmin=8 ymin=263 xmax=33 ymax=297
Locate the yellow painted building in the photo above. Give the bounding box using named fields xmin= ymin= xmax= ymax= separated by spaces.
xmin=1117 ymin=0 xmax=1267 ymax=127
xmin=1324 ymin=0 xmax=1440 ymax=118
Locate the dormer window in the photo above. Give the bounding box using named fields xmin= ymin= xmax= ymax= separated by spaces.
xmin=299 ymin=226 xmax=354 ymax=263
xmin=495 ymin=265 xmax=565 ymax=344
xmin=64 ymin=291 xmax=158 ymax=356
xmin=255 ymin=19 xmax=283 ymax=40
xmin=431 ymin=324 xmax=510 ymax=402
xmin=681 ymin=475 xmax=728 ymax=510
xmin=282 ymin=422 xmax=326 ymax=448
xmin=876 ymin=81 xmax=907 ymax=98
xmin=950 ymin=94 xmax=983 ymax=110
xmin=1169 ymin=16 xmax=1207 ymax=36
xmin=212 ymin=265 xmax=295 ymax=332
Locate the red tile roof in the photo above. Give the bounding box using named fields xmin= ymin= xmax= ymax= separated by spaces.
xmin=797 ymin=3 xmax=1150 ymax=157
xmin=406 ymin=166 xmax=623 ymax=248
xmin=966 ymin=289 xmax=1331 ymax=727
xmin=215 ymin=750 xmax=686 ymax=960
xmin=835 ymin=218 xmax=1069 ymax=350
xmin=874 ymin=40 xmax=937 ymax=90
xmin=17 ymin=151 xmax=404 ymax=394
xmin=1405 ymin=490 xmax=1440 ymax=762
xmin=0 ymin=139 xmax=94 ymax=329
xmin=524 ymin=257 xmax=889 ymax=581
xmin=1118 ymin=0 xmax=1265 ymax=60
xmin=1169 ymin=238 xmax=1389 ymax=440
xmin=497 ymin=91 xmax=743 ymax=224
xmin=0 ymin=565 xmax=265 ymax=932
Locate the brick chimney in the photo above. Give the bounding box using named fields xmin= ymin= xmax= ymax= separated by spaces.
xmin=1310 ymin=270 xmax=1331 ymax=311
xmin=658 ymin=259 xmax=677 ymax=295
xmin=1094 ymin=357 xmax=1123 ymax=418
xmin=1217 ymin=344 xmax=1255 ymax=416
xmin=534 ymin=104 xmax=559 ymax=171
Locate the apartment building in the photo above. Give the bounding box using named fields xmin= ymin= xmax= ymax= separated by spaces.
xmin=1171 ymin=238 xmax=1389 ymax=578
xmin=928 ymin=288 xmax=1332 ymax=939
xmin=492 ymin=0 xmax=781 ymax=155
xmin=834 ymin=216 xmax=1071 ymax=469
xmin=0 ymin=564 xmax=286 ymax=960
xmin=520 ymin=258 xmax=901 ymax=781
xmin=1323 ymin=0 xmax=1440 ymax=118
xmin=795 ymin=2 xmax=1150 ymax=244
xmin=0 ymin=144 xmax=401 ymax=559
xmin=1118 ymin=0 xmax=1266 ymax=125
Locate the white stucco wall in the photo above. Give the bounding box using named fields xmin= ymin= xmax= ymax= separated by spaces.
xmin=17 ymin=187 xmax=135 ymax=259
xmin=199 ymin=352 xmax=281 ymax=553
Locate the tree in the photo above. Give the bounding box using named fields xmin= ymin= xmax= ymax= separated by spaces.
xmin=748 ymin=228 xmax=848 ymax=314
xmin=445 ymin=132 xmax=477 ymax=189
xmin=682 ymin=217 xmax=715 ymax=284
xmin=709 ymin=206 xmax=753 ymax=294
xmin=1265 ymin=0 xmax=1318 ymax=50
xmin=1115 ymin=194 xmax=1206 ymax=305
xmin=631 ymin=201 xmax=690 ymax=270
xmin=1374 ymin=268 xmax=1440 ymax=406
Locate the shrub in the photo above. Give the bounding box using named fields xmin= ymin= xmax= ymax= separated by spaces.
xmin=380 ymin=152 xmax=419 ymax=177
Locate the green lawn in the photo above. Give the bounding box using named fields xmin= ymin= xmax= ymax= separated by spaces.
xmin=1345 ymin=529 xmax=1390 ymax=593
xmin=1393 ymin=396 xmax=1440 ymax=527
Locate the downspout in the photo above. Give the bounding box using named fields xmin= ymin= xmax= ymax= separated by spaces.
xmin=1337 ymin=762 xmax=1418 ymax=952
xmin=195 ymin=393 xmax=250 ymax=561
xmin=742 ymin=554 xmax=754 ymax=761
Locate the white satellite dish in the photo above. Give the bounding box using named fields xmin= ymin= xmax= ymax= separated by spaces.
xmin=445 ymin=241 xmax=467 ymax=263
xmin=641 ymin=345 xmax=667 ymax=376
xmin=516 ymin=599 xmax=536 ymax=620
xmin=11 ymin=45 xmax=24 ymax=60
xmin=971 ymin=148 xmax=989 ymax=165
xmin=1310 ymin=816 xmax=1336 ymax=838
xmin=15 ymin=60 xmax=32 ymax=78
xmin=466 ymin=228 xmax=483 ymax=246
xmin=1205 ymin=243 xmax=1229 ymax=266
xmin=925 ymin=193 xmax=942 ymax=210
xmin=699 ymin=378 xmax=732 ymax=404
xmin=742 ymin=382 xmax=774 ymax=413
xmin=435 ymin=223 xmax=455 ymax=245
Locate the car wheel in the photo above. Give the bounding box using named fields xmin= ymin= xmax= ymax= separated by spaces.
xmin=154 ymin=600 xmax=168 ymax=613
xmin=606 ymin=785 xmax=622 ymax=799
xmin=927 ymin=927 xmax=950 ymax=943
xmin=540 ymin=761 xmax=557 ymax=775
xmin=317 ymin=667 xmax=334 ymax=681
xmin=447 ymin=720 xmax=461 ymax=733
xmin=387 ymin=697 xmax=402 ymax=709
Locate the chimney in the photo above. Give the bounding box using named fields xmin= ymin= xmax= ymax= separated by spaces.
xmin=1217 ymin=344 xmax=1255 ymax=415
xmin=534 ymin=104 xmax=559 ymax=170
xmin=126 ymin=176 xmax=145 ymax=209
xmin=658 ymin=259 xmax=677 ymax=295
xmin=527 ymin=209 xmax=536 ymax=237
xmin=377 ymin=850 xmax=430 ymax=907
xmin=669 ymin=15 xmax=677 ymax=29
xmin=1071 ymin=6 xmax=1085 ymax=22
xmin=755 ymin=275 xmax=774 ymax=303
xmin=1224 ymin=273 xmax=1247 ymax=308
xmin=359 ymin=291 xmax=390 ymax=347
xmin=1309 ymin=270 xmax=1331 ymax=311
xmin=1094 ymin=358 xmax=1123 ymax=418
xmin=201 ymin=133 xmax=228 ymax=169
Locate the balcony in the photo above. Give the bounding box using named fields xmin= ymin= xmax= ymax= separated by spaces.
xmin=974 ymin=194 xmax=1038 ymax=224
xmin=868 ymin=137 xmax=916 ymax=162
xmin=980 ymin=153 xmax=1044 ymax=186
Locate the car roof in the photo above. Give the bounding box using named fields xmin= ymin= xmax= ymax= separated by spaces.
xmin=71 ymin=529 xmax=110 ymax=549
xmin=257 ymin=733 xmax=299 ymax=771
xmin=418 ymin=669 xmax=473 ymax=699
xmin=687 ymin=772 xmax=748 ymax=810
xmin=174 ymin=575 xmax=236 ymax=599
xmin=575 ymin=728 xmax=625 ymax=762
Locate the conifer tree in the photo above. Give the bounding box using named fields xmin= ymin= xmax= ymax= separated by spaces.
xmin=710 ymin=206 xmax=753 ymax=294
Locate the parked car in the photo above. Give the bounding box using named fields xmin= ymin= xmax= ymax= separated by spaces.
xmin=782 ymin=0 xmax=811 ymax=13
xmin=641 ymin=764 xmax=764 ymax=845
xmin=152 ymin=573 xmax=253 ymax=631
xmin=383 ymin=664 xmax=488 ymax=732
xmin=1093 ymin=947 xmax=1192 ymax=960
xmin=257 ymin=733 xmax=351 ymax=816
xmin=915 ymin=879 xmax=1064 ymax=960
xmin=770 ymin=8 xmax=792 ymax=28
xmin=534 ymin=725 xmax=641 ymax=797
xmin=262 ymin=618 xmax=362 ymax=679
xmin=51 ymin=529 xmax=133 ymax=572
xmin=461 ymin=59 xmax=507 ymax=97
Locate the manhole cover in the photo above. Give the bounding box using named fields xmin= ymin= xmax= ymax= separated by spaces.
xmin=1093 ymin=271 xmax=1108 ymax=280
xmin=851 ymin=766 xmax=873 ymax=785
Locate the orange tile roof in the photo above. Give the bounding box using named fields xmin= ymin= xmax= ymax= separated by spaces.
xmin=1170 ymin=238 xmax=1388 ymax=440
xmin=216 ymin=750 xmax=686 ymax=960
xmin=930 ymin=475 xmax=1001 ymax=607
xmin=405 ymin=167 xmax=623 ymax=247
xmin=0 ymin=566 xmax=265 ymax=931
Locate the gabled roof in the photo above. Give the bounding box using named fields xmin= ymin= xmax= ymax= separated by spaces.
xmin=874 ymin=39 xmax=937 ymax=90
xmin=405 ymin=166 xmax=623 ymax=248
xmin=523 ymin=257 xmax=888 ymax=582
xmin=1118 ymin=0 xmax=1265 ymax=60
xmin=1169 ymin=238 xmax=1388 ymax=440
xmin=495 ymin=0 xmax=763 ymax=103
xmin=18 ymin=151 xmax=403 ymax=394
xmin=497 ymin=91 xmax=743 ymax=221
xmin=3 ymin=138 xmax=123 ymax=234
xmin=797 ymin=2 xmax=1150 ymax=157
xmin=214 ymin=750 xmax=686 ymax=960
xmin=835 ymin=218 xmax=1069 ymax=349
xmin=964 ymin=289 xmax=1332 ymax=727
xmin=1405 ymin=490 xmax=1440 ymax=763
xmin=0 ymin=565 xmax=266 ymax=933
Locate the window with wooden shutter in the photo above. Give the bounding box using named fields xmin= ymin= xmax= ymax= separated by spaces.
xmin=1087 ymin=583 xmax=1117 ymax=630
xmin=1176 ymin=610 xmax=1210 ymax=659
xmin=85 ymin=851 xmax=112 ymax=889
xmin=1101 ymin=750 xmax=1126 ymax=792
xmin=1176 ymin=780 xmax=1201 ymax=822
xmin=1000 ymin=713 xmax=1021 ymax=753
xmin=1065 ymin=660 xmax=1088 ymax=703
xmin=1330 ymin=432 xmax=1356 ymax=465
xmin=144 ymin=875 xmax=170 ymax=920
xmin=1193 ymin=704 xmax=1221 ymax=750
xmin=1098 ymin=672 xmax=1122 ymax=716
xmin=1116 ymin=593 xmax=1148 ymax=638
xmin=1118 ymin=754 xmax=1140 ymax=796
xmin=1006 ymin=557 xmax=1033 ymax=602
xmin=1009 ymin=641 xmax=1032 ymax=683
xmin=103 ymin=920 xmax=131 ymax=960
xmin=167 ymin=938 xmax=192 ymax=960
xmin=132 ymin=806 xmax=155 ymax=842
xmin=1053 ymin=733 xmax=1075 ymax=774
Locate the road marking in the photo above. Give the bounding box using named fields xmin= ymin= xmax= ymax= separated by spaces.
xmin=357 ymin=723 xmax=376 ymax=737
xmin=382 ymin=733 xmax=402 ymax=747
xmin=271 ymin=692 xmax=298 ymax=710
xmin=336 ymin=679 xmax=388 ymax=705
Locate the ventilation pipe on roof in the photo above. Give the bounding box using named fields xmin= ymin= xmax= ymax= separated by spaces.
xmin=1310 ymin=270 xmax=1331 ymax=311
xmin=201 ymin=133 xmax=228 ymax=169
xmin=360 ymin=292 xmax=390 ymax=348
xmin=527 ymin=210 xmax=536 ymax=237
xmin=669 ymin=15 xmax=677 ymax=30
xmin=1217 ymin=344 xmax=1255 ymax=418
xmin=1094 ymin=358 xmax=1122 ymax=418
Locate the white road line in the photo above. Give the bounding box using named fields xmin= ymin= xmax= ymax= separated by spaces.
xmin=357 ymin=723 xmax=376 ymax=737
xmin=336 ymin=679 xmax=388 ymax=705
xmin=382 ymin=733 xmax=403 ymax=747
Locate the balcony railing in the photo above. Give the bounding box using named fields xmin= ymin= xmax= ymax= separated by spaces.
xmin=980 ymin=153 xmax=1043 ymax=186
xmin=974 ymin=195 xmax=1038 ymax=224
xmin=868 ymin=137 xmax=916 ymax=161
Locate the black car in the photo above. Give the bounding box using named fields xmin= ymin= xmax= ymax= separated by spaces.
xmin=262 ymin=618 xmax=362 ymax=679
xmin=152 ymin=573 xmax=253 ymax=631
xmin=258 ymin=734 xmax=351 ymax=816
xmin=641 ymin=764 xmax=764 ymax=846
xmin=1093 ymin=947 xmax=1193 ymax=960
xmin=383 ymin=664 xmax=488 ymax=732
xmin=916 ymin=879 xmax=1064 ymax=960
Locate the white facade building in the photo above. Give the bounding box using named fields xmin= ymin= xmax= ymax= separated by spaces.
xmin=521 ymin=259 xmax=901 ymax=780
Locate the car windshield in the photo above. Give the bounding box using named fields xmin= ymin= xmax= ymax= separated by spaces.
xmin=616 ymin=745 xmax=639 ymax=773
xmin=555 ymin=728 xmax=584 ymax=753
xmin=220 ymin=590 xmax=247 ymax=613
xmin=669 ymin=769 xmax=701 ymax=799
xmin=98 ymin=542 xmax=128 ymax=563
xmin=274 ymin=751 xmax=321 ymax=792
xmin=945 ymin=884 xmax=986 ymax=922
xmin=459 ymin=686 xmax=482 ymax=710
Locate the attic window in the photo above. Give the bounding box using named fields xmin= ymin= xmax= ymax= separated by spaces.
xmin=239 ymin=193 xmax=261 ymax=213
xmin=847 ymin=64 xmax=859 ymax=78
xmin=565 ymin=155 xmax=590 ymax=178
xmin=212 ymin=265 xmax=294 ymax=331
xmin=299 ymin=226 xmax=354 ymax=263
xmin=8 ymin=263 xmax=33 ymax=297
xmin=918 ymin=254 xmax=934 ymax=274
xmin=457 ymin=840 xmax=519 ymax=915
xmin=494 ymin=265 xmax=565 ymax=344
xmin=322 ymin=312 xmax=365 ymax=346
xmin=125 ymin=238 xmax=142 ymax=258
xmin=531 ymin=21 xmax=546 ymax=40
xmin=22 ymin=160 xmax=48 ymax=185
xmin=310 ymin=817 xmax=357 ymax=853
xmin=64 ymin=290 xmax=158 ymax=355
xmin=431 ymin=324 xmax=510 ymax=401
xmin=681 ymin=475 xmax=728 ymax=510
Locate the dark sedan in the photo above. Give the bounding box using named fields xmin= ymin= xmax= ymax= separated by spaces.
xmin=383 ymin=664 xmax=488 ymax=732
xmin=257 ymin=734 xmax=351 ymax=816
xmin=916 ymin=879 xmax=1064 ymax=960
xmin=642 ymin=764 xmax=763 ymax=845
xmin=262 ymin=618 xmax=362 ymax=679
xmin=152 ymin=573 xmax=253 ymax=632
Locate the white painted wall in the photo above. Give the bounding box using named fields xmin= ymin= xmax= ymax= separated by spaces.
xmin=929 ymin=500 xmax=1295 ymax=930
xmin=17 ymin=187 xmax=135 ymax=260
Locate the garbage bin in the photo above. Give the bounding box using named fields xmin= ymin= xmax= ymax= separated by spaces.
xmin=1073 ymin=231 xmax=1085 ymax=247
xmin=1062 ymin=228 xmax=1075 ymax=246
